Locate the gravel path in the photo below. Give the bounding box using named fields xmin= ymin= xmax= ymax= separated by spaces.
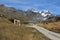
xmin=26 ymin=24 xmax=60 ymax=40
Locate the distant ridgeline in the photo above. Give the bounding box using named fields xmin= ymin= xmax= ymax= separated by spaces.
xmin=0 ymin=4 xmax=60 ymax=23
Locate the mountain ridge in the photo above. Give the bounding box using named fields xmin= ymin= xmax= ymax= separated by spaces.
xmin=0 ymin=4 xmax=59 ymax=23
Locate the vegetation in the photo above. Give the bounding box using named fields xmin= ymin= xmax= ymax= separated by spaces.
xmin=36 ymin=21 xmax=60 ymax=33
xmin=0 ymin=17 xmax=50 ymax=40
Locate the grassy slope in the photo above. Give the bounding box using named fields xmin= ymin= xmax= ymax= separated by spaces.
xmin=0 ymin=17 xmax=50 ymax=40
xmin=36 ymin=22 xmax=60 ymax=33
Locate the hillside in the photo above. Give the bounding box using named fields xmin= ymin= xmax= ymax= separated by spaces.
xmin=0 ymin=17 xmax=50 ymax=40
xmin=0 ymin=4 xmax=41 ymax=22
xmin=0 ymin=4 xmax=55 ymax=22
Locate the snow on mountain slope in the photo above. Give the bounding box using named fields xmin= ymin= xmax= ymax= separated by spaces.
xmin=26 ymin=9 xmax=53 ymax=21
xmin=40 ymin=10 xmax=52 ymax=17
xmin=39 ymin=10 xmax=52 ymax=20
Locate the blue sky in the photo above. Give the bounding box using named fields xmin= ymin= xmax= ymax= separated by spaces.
xmin=0 ymin=0 xmax=60 ymax=15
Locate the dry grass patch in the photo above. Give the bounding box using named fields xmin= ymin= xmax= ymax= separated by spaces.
xmin=36 ymin=21 xmax=60 ymax=33
xmin=0 ymin=23 xmax=51 ymax=40
xmin=0 ymin=17 xmax=50 ymax=40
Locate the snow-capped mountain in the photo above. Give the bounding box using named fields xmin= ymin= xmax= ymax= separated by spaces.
xmin=39 ymin=10 xmax=52 ymax=17
xmin=28 ymin=9 xmax=39 ymax=13
xmin=39 ymin=10 xmax=53 ymax=20
xmin=26 ymin=9 xmax=59 ymax=22
xmin=31 ymin=10 xmax=53 ymax=21
xmin=27 ymin=9 xmax=53 ymax=21
xmin=33 ymin=10 xmax=38 ymax=13
xmin=31 ymin=10 xmax=52 ymax=17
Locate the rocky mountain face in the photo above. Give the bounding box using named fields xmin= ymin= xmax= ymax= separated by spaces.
xmin=39 ymin=10 xmax=53 ymax=21
xmin=0 ymin=4 xmax=26 ymax=20
xmin=0 ymin=4 xmax=57 ymax=22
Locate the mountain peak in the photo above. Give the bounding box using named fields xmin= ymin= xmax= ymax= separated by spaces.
xmin=39 ymin=10 xmax=49 ymax=13
xmin=43 ymin=10 xmax=49 ymax=13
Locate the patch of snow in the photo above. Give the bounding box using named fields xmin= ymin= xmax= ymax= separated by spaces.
xmin=43 ymin=18 xmax=47 ymax=20
xmin=40 ymin=10 xmax=52 ymax=17
xmin=33 ymin=10 xmax=38 ymax=12
xmin=39 ymin=11 xmax=41 ymax=13
xmin=41 ymin=13 xmax=47 ymax=17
